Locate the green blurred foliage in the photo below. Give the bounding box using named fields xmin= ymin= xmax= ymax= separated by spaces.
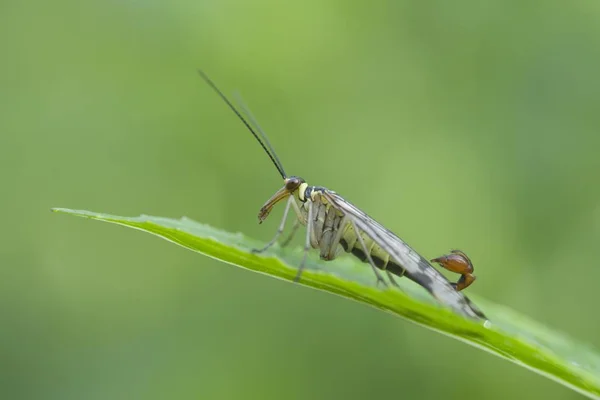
xmin=1 ymin=0 xmax=599 ymax=399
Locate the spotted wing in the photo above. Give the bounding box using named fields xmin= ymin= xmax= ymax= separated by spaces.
xmin=321 ymin=190 xmax=486 ymax=319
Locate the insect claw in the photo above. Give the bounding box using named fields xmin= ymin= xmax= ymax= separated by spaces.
xmin=386 ymin=271 xmax=401 ymax=289
xmin=294 ymin=249 xmax=309 ymax=283
xmin=294 ymin=266 xmax=305 ymax=283
xmin=375 ymin=276 xmax=388 ymax=288
xmin=252 ymin=242 xmax=275 ymax=254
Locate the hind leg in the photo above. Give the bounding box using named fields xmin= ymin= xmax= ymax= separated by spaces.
xmin=350 ymin=220 xmax=388 ymax=288
xmin=386 ymin=271 xmax=401 ymax=288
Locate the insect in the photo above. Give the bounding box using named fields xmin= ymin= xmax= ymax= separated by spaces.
xmin=199 ymin=70 xmax=486 ymax=320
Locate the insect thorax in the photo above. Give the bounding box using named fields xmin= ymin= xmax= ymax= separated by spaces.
xmin=298 ymin=184 xmax=330 ymax=203
xmin=298 ymin=187 xmax=395 ymax=267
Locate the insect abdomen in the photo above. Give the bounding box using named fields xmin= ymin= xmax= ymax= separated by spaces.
xmin=339 ymin=234 xmax=413 ymax=284
xmin=307 ymin=194 xmax=407 ymax=278
xmin=339 ymin=226 xmax=407 ymax=274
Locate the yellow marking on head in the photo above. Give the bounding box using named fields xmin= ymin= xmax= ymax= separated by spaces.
xmin=298 ymin=182 xmax=308 ymax=201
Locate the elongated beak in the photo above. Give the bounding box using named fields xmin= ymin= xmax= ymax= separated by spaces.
xmin=258 ymin=186 xmax=290 ymax=223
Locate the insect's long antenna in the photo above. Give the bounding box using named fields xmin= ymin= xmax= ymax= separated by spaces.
xmin=232 ymin=91 xmax=286 ymax=180
xmin=198 ymin=70 xmax=287 ymax=179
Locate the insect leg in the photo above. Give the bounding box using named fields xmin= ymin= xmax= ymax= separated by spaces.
xmin=252 ymin=196 xmax=294 ymax=254
xmin=350 ymin=219 xmax=388 ymax=287
xmin=294 ymin=200 xmax=314 ymax=282
xmin=386 ymin=271 xmax=401 ymax=288
xmin=430 ymin=250 xmax=476 ymax=291
xmin=279 ymin=219 xmax=300 ymax=247
xmin=327 ymin=215 xmax=348 ymax=260
xmin=285 ymin=196 xmax=308 ymax=249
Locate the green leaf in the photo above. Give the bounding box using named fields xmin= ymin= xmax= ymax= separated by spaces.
xmin=52 ymin=207 xmax=600 ymax=399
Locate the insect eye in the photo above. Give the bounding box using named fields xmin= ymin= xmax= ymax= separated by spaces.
xmin=285 ymin=177 xmax=299 ymax=191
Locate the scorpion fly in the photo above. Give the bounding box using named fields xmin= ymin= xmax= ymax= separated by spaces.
xmin=199 ymin=71 xmax=486 ymax=320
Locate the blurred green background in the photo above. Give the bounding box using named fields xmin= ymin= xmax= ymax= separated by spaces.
xmin=2 ymin=0 xmax=600 ymax=399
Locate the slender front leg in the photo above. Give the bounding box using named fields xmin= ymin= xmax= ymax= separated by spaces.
xmin=351 ymin=219 xmax=387 ymax=287
xmin=294 ymin=200 xmax=313 ymax=282
xmin=252 ymin=196 xmax=294 ymax=254
xmin=327 ymin=215 xmax=348 ymax=260
xmin=283 ymin=196 xmax=307 ymax=248
xmin=280 ymin=219 xmax=300 ymax=247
